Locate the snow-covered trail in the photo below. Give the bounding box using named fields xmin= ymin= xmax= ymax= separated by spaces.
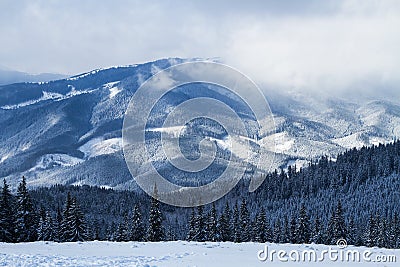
xmin=0 ymin=241 xmax=399 ymax=267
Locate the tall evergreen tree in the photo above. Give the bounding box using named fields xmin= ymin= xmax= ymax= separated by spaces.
xmin=193 ymin=205 xmax=207 ymax=242
xmin=0 ymin=179 xmax=16 ymax=242
xmin=207 ymin=203 xmax=218 ymax=241
xmin=217 ymin=202 xmax=231 ymax=242
xmin=232 ymin=202 xmax=241 ymax=242
xmin=296 ymin=204 xmax=310 ymax=244
xmin=131 ymin=205 xmax=144 ymax=241
xmin=61 ymin=194 xmax=87 ymax=242
xmin=147 ymin=186 xmax=163 ymax=242
xmin=253 ymin=207 xmax=268 ymax=242
xmin=326 ymin=201 xmax=347 ymax=244
xmin=273 ymin=218 xmax=281 ymax=243
xmin=187 ymin=208 xmax=196 ymax=241
xmin=15 ymin=177 xmax=37 ymax=242
xmin=240 ymin=199 xmax=251 ymax=242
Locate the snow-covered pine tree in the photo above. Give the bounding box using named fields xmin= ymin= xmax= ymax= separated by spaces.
xmin=60 ymin=192 xmax=73 ymax=242
xmin=388 ymin=213 xmax=399 ymax=248
xmin=296 ymin=204 xmax=310 ymax=244
xmin=193 ymin=205 xmax=206 ymax=242
xmin=61 ymin=194 xmax=87 ymax=242
xmin=15 ymin=176 xmax=37 ymax=242
xmin=147 ymin=185 xmax=163 ymax=242
xmin=326 ymin=200 xmax=347 ymax=244
xmin=69 ymin=197 xmax=87 ymax=241
xmin=273 ymin=218 xmax=281 ymax=243
xmin=217 ymin=202 xmax=231 ymax=242
xmin=53 ymin=207 xmax=62 ymax=242
xmin=281 ymin=216 xmax=289 ymax=243
xmin=311 ymin=216 xmax=323 ymax=244
xmin=232 ymin=202 xmax=241 ymax=242
xmin=0 ymin=179 xmax=16 ymax=242
xmin=131 ymin=204 xmax=144 ymax=241
xmin=207 ymin=203 xmax=218 ymax=241
xmin=364 ymin=213 xmax=376 ymax=247
xmin=187 ymin=208 xmax=196 ymax=241
xmin=240 ymin=199 xmax=251 ymax=242
xmin=253 ymin=207 xmax=268 ymax=242
xmin=347 ymin=216 xmax=358 ymax=245
xmin=289 ymin=214 xmax=297 ymax=243
xmin=37 ymin=210 xmax=54 ymax=241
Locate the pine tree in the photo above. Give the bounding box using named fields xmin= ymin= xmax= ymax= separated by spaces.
xmin=326 ymin=201 xmax=347 ymax=244
xmin=187 ymin=208 xmax=196 ymax=241
xmin=38 ymin=210 xmax=54 ymax=241
xmin=193 ymin=205 xmax=206 ymax=242
xmin=273 ymin=218 xmax=281 ymax=243
xmin=240 ymin=199 xmax=251 ymax=242
xmin=311 ymin=216 xmax=323 ymax=244
xmin=60 ymin=192 xmax=73 ymax=242
xmin=364 ymin=213 xmax=376 ymax=247
xmin=253 ymin=208 xmax=268 ymax=242
xmin=147 ymin=186 xmax=163 ymax=242
xmin=15 ymin=177 xmax=37 ymax=242
xmin=296 ymin=204 xmax=310 ymax=244
xmin=217 ymin=202 xmax=231 ymax=241
xmin=289 ymin=214 xmax=297 ymax=243
xmin=53 ymin=207 xmax=62 ymax=242
xmin=0 ymin=179 xmax=16 ymax=242
xmin=232 ymin=202 xmax=241 ymax=242
xmin=61 ymin=194 xmax=87 ymax=242
xmin=131 ymin=205 xmax=144 ymax=241
xmin=207 ymin=203 xmax=218 ymax=241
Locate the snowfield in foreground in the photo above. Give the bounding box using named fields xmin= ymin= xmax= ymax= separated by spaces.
xmin=0 ymin=241 xmax=399 ymax=267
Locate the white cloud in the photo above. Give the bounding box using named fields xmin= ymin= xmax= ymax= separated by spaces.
xmin=0 ymin=0 xmax=399 ymax=99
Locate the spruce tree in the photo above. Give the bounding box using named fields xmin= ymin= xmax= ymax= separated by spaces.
xmin=60 ymin=192 xmax=73 ymax=242
xmin=0 ymin=179 xmax=16 ymax=242
xmin=131 ymin=204 xmax=144 ymax=241
xmin=296 ymin=204 xmax=310 ymax=244
xmin=232 ymin=202 xmax=241 ymax=242
xmin=147 ymin=186 xmax=163 ymax=242
xmin=61 ymin=194 xmax=87 ymax=242
xmin=217 ymin=202 xmax=231 ymax=241
xmin=207 ymin=203 xmax=218 ymax=241
xmin=16 ymin=177 xmax=37 ymax=242
xmin=253 ymin=208 xmax=268 ymax=242
xmin=311 ymin=216 xmax=323 ymax=244
xmin=187 ymin=208 xmax=196 ymax=241
xmin=326 ymin=201 xmax=347 ymax=244
xmin=193 ymin=205 xmax=206 ymax=241
xmin=240 ymin=199 xmax=251 ymax=242
xmin=273 ymin=218 xmax=281 ymax=243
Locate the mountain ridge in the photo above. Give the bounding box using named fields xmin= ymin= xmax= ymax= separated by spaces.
xmin=0 ymin=58 xmax=398 ymax=189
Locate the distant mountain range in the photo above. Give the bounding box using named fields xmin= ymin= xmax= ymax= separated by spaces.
xmin=0 ymin=68 xmax=66 ymax=85
xmin=0 ymin=58 xmax=399 ymax=190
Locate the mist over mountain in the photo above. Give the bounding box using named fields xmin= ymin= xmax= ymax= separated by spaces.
xmin=0 ymin=58 xmax=399 ymax=190
xmin=0 ymin=67 xmax=66 ymax=86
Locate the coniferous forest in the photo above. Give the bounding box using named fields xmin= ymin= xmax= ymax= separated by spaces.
xmin=0 ymin=141 xmax=400 ymax=248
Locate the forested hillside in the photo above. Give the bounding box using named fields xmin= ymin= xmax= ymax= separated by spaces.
xmin=1 ymin=141 xmax=400 ymax=248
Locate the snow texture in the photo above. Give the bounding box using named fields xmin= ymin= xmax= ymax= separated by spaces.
xmin=0 ymin=241 xmax=398 ymax=267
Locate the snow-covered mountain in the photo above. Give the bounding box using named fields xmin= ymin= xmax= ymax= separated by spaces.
xmin=0 ymin=58 xmax=398 ymax=189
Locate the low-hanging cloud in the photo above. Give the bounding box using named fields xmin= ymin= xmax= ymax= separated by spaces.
xmin=1 ymin=0 xmax=399 ymax=99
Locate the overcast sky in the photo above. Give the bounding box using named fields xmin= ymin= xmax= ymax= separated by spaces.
xmin=1 ymin=0 xmax=399 ymax=98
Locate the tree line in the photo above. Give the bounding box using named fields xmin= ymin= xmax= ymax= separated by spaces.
xmin=1 ymin=141 xmax=400 ymax=247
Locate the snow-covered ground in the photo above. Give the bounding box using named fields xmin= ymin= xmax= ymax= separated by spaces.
xmin=0 ymin=241 xmax=398 ymax=267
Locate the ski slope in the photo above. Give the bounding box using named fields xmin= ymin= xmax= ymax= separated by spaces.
xmin=0 ymin=241 xmax=398 ymax=266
